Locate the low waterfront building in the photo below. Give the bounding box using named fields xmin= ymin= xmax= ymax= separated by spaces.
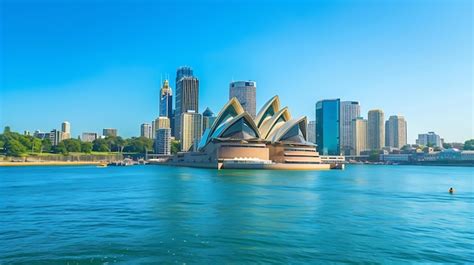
xmin=81 ymin=132 xmax=98 ymax=142
xmin=169 ymin=96 xmax=331 ymax=170
xmin=416 ymin=132 xmax=441 ymax=147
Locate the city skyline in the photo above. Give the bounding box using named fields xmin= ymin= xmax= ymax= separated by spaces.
xmin=1 ymin=0 xmax=472 ymax=143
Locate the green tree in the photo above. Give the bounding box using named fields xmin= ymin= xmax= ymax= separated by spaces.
xmin=63 ymin=139 xmax=82 ymax=152
xmin=123 ymin=137 xmax=153 ymax=153
xmin=5 ymin=139 xmax=27 ymax=157
xmin=464 ymin=139 xmax=474 ymax=150
xmin=31 ymin=138 xmax=42 ymax=153
xmin=170 ymin=140 xmax=181 ymax=154
xmin=81 ymin=142 xmax=93 ymax=153
xmin=93 ymin=138 xmax=110 ymax=152
xmin=368 ymin=150 xmax=380 ymax=162
xmin=41 ymin=138 xmax=52 ymax=153
xmin=53 ymin=142 xmax=68 ymax=155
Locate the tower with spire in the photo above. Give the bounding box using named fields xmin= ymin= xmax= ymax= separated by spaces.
xmin=160 ymin=79 xmax=173 ymax=119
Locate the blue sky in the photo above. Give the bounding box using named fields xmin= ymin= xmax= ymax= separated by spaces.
xmin=1 ymin=0 xmax=472 ymax=143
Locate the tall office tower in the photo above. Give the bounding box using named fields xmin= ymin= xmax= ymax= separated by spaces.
xmin=49 ymin=129 xmax=61 ymax=146
xmin=155 ymin=128 xmax=171 ymax=155
xmin=368 ymin=109 xmax=385 ymax=150
xmin=175 ymin=66 xmax=199 ymax=139
xmin=180 ymin=112 xmax=202 ymax=152
xmin=352 ymin=117 xmax=368 ymax=156
xmin=340 ymin=101 xmax=360 ymax=155
xmin=315 ymin=99 xmax=340 ymax=155
xmin=61 ymin=121 xmax=71 ymax=140
xmin=140 ymin=123 xmax=153 ymax=139
xmin=81 ymin=132 xmax=98 ymax=142
xmin=307 ymin=120 xmax=316 ymax=144
xmin=229 ymin=81 xmax=257 ymax=118
xmin=202 ymin=107 xmax=216 ymax=133
xmin=416 ymin=132 xmax=442 ymax=147
xmin=160 ymin=79 xmax=173 ymax=118
xmin=103 ymin=128 xmax=118 ymax=137
xmin=385 ymin=115 xmax=407 ymax=148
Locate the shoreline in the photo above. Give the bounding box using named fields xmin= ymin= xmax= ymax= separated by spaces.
xmin=0 ymin=161 xmax=102 ymax=167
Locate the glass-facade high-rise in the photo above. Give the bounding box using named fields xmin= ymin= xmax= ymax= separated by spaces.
xmin=340 ymin=101 xmax=360 ymax=155
xmin=159 ymin=80 xmax=173 ymax=119
xmin=315 ymin=99 xmax=340 ymax=155
xmin=175 ymin=66 xmax=199 ymax=140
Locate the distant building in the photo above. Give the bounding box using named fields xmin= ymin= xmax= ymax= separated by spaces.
xmin=155 ymin=128 xmax=171 ymax=155
xmin=307 ymin=120 xmax=316 ymax=144
xmin=180 ymin=112 xmax=202 ymax=152
xmin=140 ymin=123 xmax=153 ymax=139
xmin=316 ymin=99 xmax=340 ymax=155
xmin=340 ymin=101 xmax=360 ymax=155
xmin=24 ymin=130 xmax=31 ymax=136
xmin=160 ymin=79 xmax=173 ymax=119
xmin=385 ymin=115 xmax=407 ymax=148
xmin=103 ymin=128 xmax=118 ymax=137
xmin=175 ymin=66 xmax=199 ymax=139
xmin=61 ymin=121 xmax=71 ymax=140
xmin=229 ymin=81 xmax=257 ymax=118
xmin=34 ymin=130 xmax=50 ymax=140
xmin=368 ymin=109 xmax=385 ymax=150
xmin=416 ymin=132 xmax=441 ymax=147
xmin=202 ymin=107 xmax=216 ymax=133
xmin=152 ymin=116 xmax=170 ymax=139
xmin=352 ymin=117 xmax=368 ymax=156
xmin=49 ymin=129 xmax=61 ymax=146
xmin=81 ymin=132 xmax=98 ymax=142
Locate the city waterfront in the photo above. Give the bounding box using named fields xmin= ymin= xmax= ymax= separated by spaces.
xmin=1 ymin=165 xmax=473 ymax=263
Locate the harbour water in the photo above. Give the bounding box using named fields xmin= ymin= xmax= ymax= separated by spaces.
xmin=1 ymin=165 xmax=473 ymax=263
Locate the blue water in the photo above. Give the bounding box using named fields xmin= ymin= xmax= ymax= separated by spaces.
xmin=1 ymin=165 xmax=473 ymax=264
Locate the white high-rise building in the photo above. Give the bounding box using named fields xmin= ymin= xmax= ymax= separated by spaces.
xmin=385 ymin=115 xmax=407 ymax=148
xmin=340 ymin=101 xmax=360 ymax=155
xmin=81 ymin=132 xmax=98 ymax=142
xmin=368 ymin=109 xmax=385 ymax=150
xmin=229 ymin=81 xmax=257 ymax=118
xmin=140 ymin=123 xmax=153 ymax=139
xmin=180 ymin=112 xmax=202 ymax=152
xmin=352 ymin=117 xmax=368 ymax=156
xmin=155 ymin=128 xmax=171 ymax=155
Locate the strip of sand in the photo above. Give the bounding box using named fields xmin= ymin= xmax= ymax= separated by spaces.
xmin=0 ymin=161 xmax=102 ymax=167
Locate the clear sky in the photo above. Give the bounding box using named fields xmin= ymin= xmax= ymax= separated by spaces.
xmin=0 ymin=0 xmax=472 ymax=143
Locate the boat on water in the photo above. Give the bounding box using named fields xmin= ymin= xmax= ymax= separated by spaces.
xmin=108 ymin=158 xmax=136 ymax=166
xmin=96 ymin=162 xmax=108 ymax=168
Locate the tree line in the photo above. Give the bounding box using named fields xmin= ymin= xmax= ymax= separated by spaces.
xmin=0 ymin=126 xmax=154 ymax=157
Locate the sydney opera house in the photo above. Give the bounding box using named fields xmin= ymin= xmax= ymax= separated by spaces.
xmin=169 ymin=96 xmax=331 ymax=170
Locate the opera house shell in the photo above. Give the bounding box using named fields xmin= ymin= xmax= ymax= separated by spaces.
xmin=169 ymin=96 xmax=330 ymax=170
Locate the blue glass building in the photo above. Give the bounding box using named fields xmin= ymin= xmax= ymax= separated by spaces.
xmin=315 ymin=99 xmax=340 ymax=155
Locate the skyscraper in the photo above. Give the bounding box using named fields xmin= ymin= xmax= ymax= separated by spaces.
xmin=385 ymin=115 xmax=407 ymax=148
xmin=155 ymin=128 xmax=171 ymax=155
xmin=368 ymin=109 xmax=385 ymax=150
xmin=152 ymin=117 xmax=170 ymax=139
xmin=352 ymin=117 xmax=368 ymax=156
xmin=229 ymin=81 xmax=257 ymax=118
xmin=340 ymin=101 xmax=360 ymax=155
xmin=202 ymin=107 xmax=216 ymax=133
xmin=159 ymin=79 xmax=173 ymax=119
xmin=140 ymin=123 xmax=153 ymax=139
xmin=307 ymin=120 xmax=316 ymax=144
xmin=315 ymin=99 xmax=340 ymax=155
xmin=61 ymin=121 xmax=71 ymax=140
xmin=103 ymin=128 xmax=118 ymax=137
xmin=175 ymin=66 xmax=199 ymax=139
xmin=180 ymin=112 xmax=202 ymax=152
